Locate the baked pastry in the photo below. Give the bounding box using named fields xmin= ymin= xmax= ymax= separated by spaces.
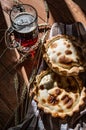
xmin=43 ymin=34 xmax=84 ymax=76
xmin=33 ymin=69 xmax=86 ymax=118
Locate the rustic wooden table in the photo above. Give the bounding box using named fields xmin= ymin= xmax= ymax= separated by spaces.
xmin=0 ymin=0 xmax=86 ymax=129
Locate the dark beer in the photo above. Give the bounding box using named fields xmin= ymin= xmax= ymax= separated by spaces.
xmin=13 ymin=12 xmax=38 ymax=48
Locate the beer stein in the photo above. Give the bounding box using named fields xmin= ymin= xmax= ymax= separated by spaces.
xmin=5 ymin=4 xmax=39 ymax=52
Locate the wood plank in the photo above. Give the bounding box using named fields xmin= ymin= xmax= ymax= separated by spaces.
xmin=46 ymin=0 xmax=86 ymax=26
xmin=0 ymin=0 xmax=86 ymax=129
xmin=0 ymin=3 xmax=18 ymax=129
xmin=1 ymin=0 xmax=86 ymax=26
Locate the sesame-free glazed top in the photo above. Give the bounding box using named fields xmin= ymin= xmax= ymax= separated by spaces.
xmin=33 ymin=69 xmax=86 ymax=118
xmin=43 ymin=35 xmax=84 ymax=76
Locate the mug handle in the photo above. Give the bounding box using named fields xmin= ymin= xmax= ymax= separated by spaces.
xmin=5 ymin=26 xmax=19 ymax=49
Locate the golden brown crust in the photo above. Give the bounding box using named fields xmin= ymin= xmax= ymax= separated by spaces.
xmin=33 ymin=69 xmax=86 ymax=119
xmin=43 ymin=34 xmax=84 ymax=76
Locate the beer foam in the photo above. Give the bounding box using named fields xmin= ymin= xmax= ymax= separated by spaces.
xmin=13 ymin=12 xmax=37 ymax=33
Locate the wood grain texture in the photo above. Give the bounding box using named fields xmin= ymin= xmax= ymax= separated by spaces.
xmin=0 ymin=0 xmax=86 ymax=129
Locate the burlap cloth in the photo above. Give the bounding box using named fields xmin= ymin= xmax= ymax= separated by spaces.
xmin=8 ymin=22 xmax=86 ymax=130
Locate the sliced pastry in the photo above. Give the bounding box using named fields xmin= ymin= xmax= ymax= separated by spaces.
xmin=43 ymin=34 xmax=84 ymax=76
xmin=33 ymin=69 xmax=86 ymax=118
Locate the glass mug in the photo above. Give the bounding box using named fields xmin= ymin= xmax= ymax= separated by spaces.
xmin=5 ymin=4 xmax=39 ymax=52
